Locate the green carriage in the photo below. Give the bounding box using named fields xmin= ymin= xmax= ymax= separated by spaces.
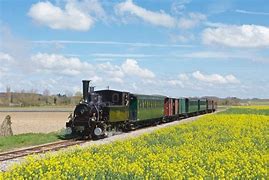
xmin=129 ymin=94 xmax=165 ymax=122
xmin=199 ymin=99 xmax=207 ymax=113
xmin=179 ymin=98 xmax=187 ymax=115
xmin=187 ymin=98 xmax=199 ymax=115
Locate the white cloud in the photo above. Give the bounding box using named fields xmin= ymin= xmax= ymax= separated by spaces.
xmin=235 ymin=9 xmax=269 ymax=16
xmin=171 ymin=0 xmax=191 ymax=15
xmin=31 ymin=53 xmax=93 ymax=76
xmin=121 ymin=59 xmax=155 ymax=79
xmin=0 ymin=52 xmax=14 ymax=62
xmin=192 ymin=71 xmax=240 ymax=84
xmin=169 ymin=33 xmax=195 ymax=43
xmin=93 ymin=53 xmax=154 ymax=58
xmin=115 ymin=0 xmax=206 ymax=30
xmin=32 ymin=40 xmax=193 ymax=48
xmin=78 ymin=0 xmax=106 ymax=19
xmin=181 ymin=51 xmax=237 ymax=59
xmin=178 ymin=13 xmax=206 ymax=29
xmin=202 ymin=24 xmax=269 ymax=48
xmin=167 ymin=80 xmax=184 ymax=87
xmin=225 ymin=75 xmax=240 ymax=83
xmin=29 ymin=54 xmax=155 ymax=86
xmin=115 ymin=0 xmax=176 ymax=28
xmin=178 ymin=73 xmax=189 ymax=81
xmin=91 ymin=75 xmax=103 ymax=83
xmin=0 ymin=52 xmax=14 ymax=77
xmin=98 ymin=62 xmax=124 ymax=83
xmin=28 ymin=0 xmax=105 ymax=31
xmin=0 ymin=50 xmax=249 ymax=98
xmin=204 ymin=21 xmax=227 ymax=28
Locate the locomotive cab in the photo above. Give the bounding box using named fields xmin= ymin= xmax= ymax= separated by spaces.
xmin=95 ymin=90 xmax=130 ymax=126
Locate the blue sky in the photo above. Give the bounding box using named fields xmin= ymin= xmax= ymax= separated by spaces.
xmin=0 ymin=0 xmax=269 ymax=98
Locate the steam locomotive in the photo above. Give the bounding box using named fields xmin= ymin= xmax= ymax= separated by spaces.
xmin=66 ymin=80 xmax=217 ymax=139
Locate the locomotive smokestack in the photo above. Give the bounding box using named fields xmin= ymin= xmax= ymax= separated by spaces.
xmin=82 ymin=80 xmax=91 ymax=102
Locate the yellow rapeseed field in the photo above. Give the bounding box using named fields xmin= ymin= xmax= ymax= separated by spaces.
xmin=1 ymin=110 xmax=268 ymax=179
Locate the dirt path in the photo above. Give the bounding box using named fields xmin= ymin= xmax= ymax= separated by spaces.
xmin=0 ymin=112 xmax=71 ymax=134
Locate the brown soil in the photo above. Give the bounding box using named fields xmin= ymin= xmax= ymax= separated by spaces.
xmin=0 ymin=112 xmax=71 ymax=135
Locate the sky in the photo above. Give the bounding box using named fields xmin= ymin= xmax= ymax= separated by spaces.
xmin=0 ymin=0 xmax=268 ymax=98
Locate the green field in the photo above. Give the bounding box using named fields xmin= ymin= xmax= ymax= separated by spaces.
xmin=1 ymin=106 xmax=268 ymax=179
xmin=219 ymin=106 xmax=269 ymax=115
xmin=0 ymin=131 xmax=72 ymax=152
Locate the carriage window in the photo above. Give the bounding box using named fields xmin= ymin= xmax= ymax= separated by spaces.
xmin=112 ymin=93 xmax=119 ymax=103
xmin=143 ymin=100 xmax=145 ymax=108
xmin=144 ymin=100 xmax=147 ymax=108
xmin=144 ymin=100 xmax=146 ymax=108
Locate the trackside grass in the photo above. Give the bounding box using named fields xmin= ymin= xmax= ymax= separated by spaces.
xmin=1 ymin=109 xmax=268 ymax=179
xmin=0 ymin=132 xmax=70 ymax=152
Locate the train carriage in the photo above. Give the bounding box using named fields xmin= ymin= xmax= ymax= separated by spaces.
xmin=179 ymin=98 xmax=187 ymax=117
xmin=207 ymin=99 xmax=214 ymax=113
xmin=187 ymin=98 xmax=199 ymax=116
xmin=128 ymin=94 xmax=165 ymax=128
xmin=199 ymin=99 xmax=207 ymax=114
xmin=164 ymin=97 xmax=179 ymax=122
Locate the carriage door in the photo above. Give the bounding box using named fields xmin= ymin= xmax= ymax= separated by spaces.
xmin=129 ymin=95 xmax=137 ymax=121
xmin=172 ymin=99 xmax=176 ymax=115
xmin=185 ymin=99 xmax=189 ymax=113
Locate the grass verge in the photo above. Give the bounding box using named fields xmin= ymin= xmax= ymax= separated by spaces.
xmin=0 ymin=131 xmax=72 ymax=152
xmin=219 ymin=106 xmax=269 ymax=115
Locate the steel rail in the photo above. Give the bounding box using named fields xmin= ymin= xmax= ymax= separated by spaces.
xmin=0 ymin=140 xmax=85 ymax=162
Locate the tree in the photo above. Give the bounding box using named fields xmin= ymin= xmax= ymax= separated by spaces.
xmin=43 ymin=89 xmax=50 ymax=96
xmin=74 ymin=91 xmax=82 ymax=97
xmin=65 ymin=90 xmax=73 ymax=97
xmin=43 ymin=89 xmax=50 ymax=104
xmin=6 ymin=86 xmax=11 ymax=104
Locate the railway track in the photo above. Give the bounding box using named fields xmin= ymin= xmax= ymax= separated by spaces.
xmin=0 ymin=140 xmax=86 ymax=162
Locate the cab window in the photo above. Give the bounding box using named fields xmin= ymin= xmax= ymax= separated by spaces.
xmin=112 ymin=93 xmax=119 ymax=103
